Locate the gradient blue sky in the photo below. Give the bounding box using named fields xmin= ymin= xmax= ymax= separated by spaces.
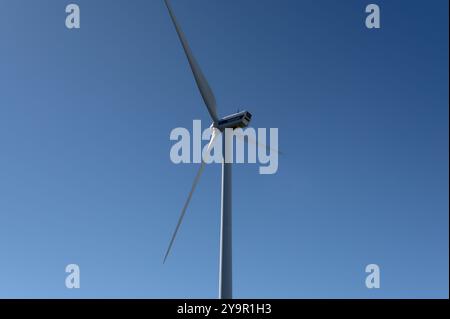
xmin=0 ymin=0 xmax=448 ymax=298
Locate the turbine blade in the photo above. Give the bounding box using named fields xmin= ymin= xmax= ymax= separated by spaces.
xmin=163 ymin=129 xmax=221 ymax=263
xmin=163 ymin=161 xmax=206 ymax=264
xmin=164 ymin=0 xmax=219 ymax=122
xmin=235 ymin=130 xmax=282 ymax=155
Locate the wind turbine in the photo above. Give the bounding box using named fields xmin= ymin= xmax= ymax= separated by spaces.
xmin=163 ymin=0 xmax=253 ymax=299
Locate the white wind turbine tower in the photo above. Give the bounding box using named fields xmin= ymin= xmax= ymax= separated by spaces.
xmin=163 ymin=0 xmax=256 ymax=299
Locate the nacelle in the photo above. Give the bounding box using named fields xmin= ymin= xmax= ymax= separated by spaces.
xmin=217 ymin=111 xmax=252 ymax=130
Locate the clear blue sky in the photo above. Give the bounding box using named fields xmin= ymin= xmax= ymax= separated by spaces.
xmin=0 ymin=0 xmax=448 ymax=298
